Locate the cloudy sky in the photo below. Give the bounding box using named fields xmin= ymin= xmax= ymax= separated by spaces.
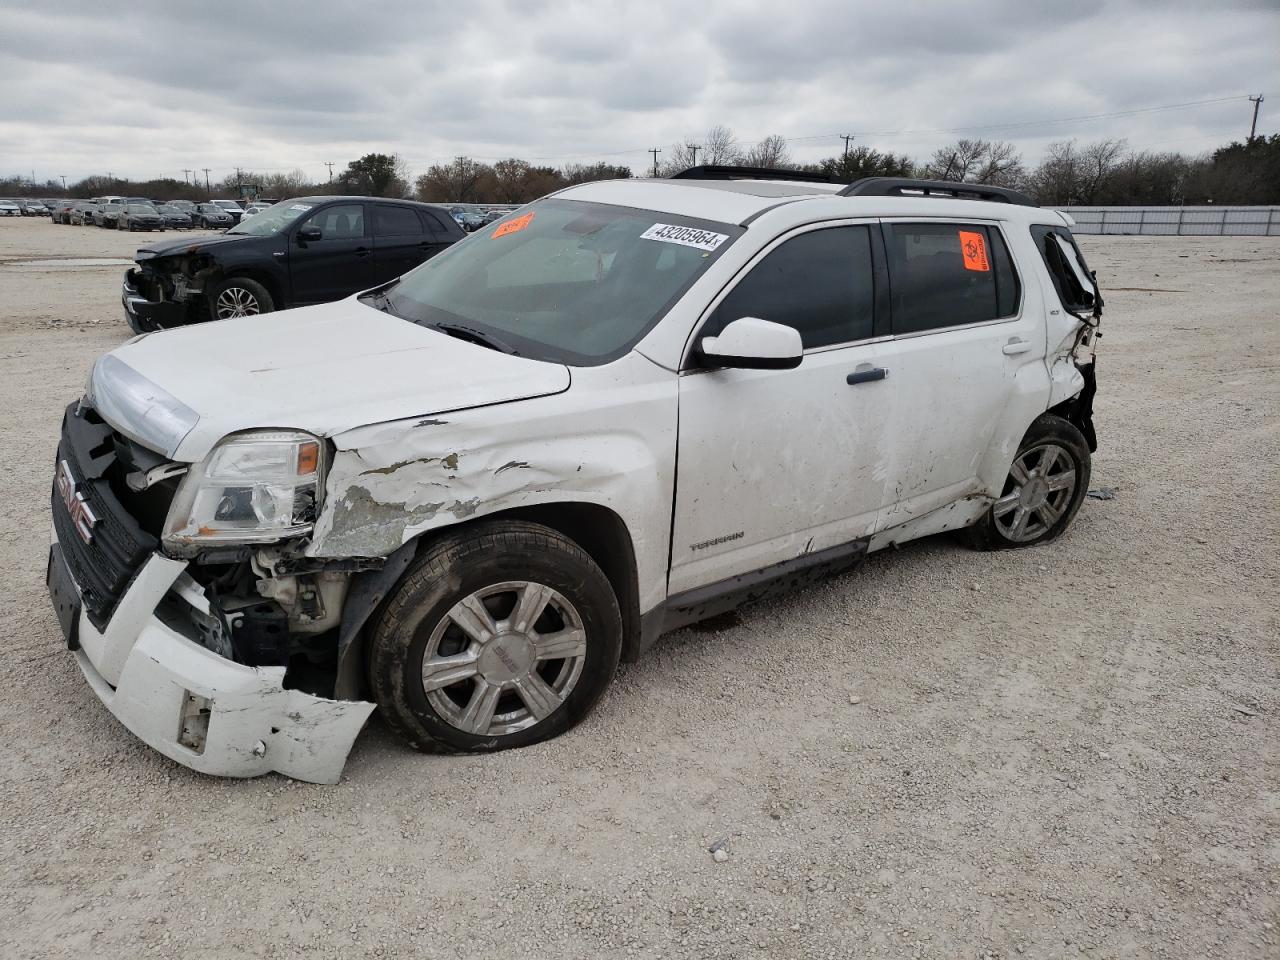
xmin=0 ymin=0 xmax=1276 ymax=185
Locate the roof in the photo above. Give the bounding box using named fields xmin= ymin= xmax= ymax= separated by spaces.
xmin=557 ymin=178 xmax=1060 ymax=229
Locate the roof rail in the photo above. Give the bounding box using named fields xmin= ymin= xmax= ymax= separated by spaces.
xmin=670 ymin=165 xmax=844 ymax=185
xmin=839 ymin=177 xmax=1038 ymax=206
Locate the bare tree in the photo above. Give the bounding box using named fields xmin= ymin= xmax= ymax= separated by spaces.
xmin=926 ymin=139 xmax=1023 ymax=185
xmin=702 ymin=124 xmax=742 ymax=165
xmin=1079 ymin=138 xmax=1127 ymax=203
xmin=743 ymin=134 xmax=793 ymax=168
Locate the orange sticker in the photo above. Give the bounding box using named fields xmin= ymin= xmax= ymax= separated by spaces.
xmin=492 ymin=211 xmax=533 ymax=238
xmin=958 ymin=230 xmax=990 ymax=271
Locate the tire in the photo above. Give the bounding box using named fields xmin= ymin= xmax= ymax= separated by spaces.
xmin=368 ymin=521 xmax=623 ymax=753
xmin=207 ymin=276 xmax=273 ymax=321
xmin=967 ymin=413 xmax=1091 ymax=550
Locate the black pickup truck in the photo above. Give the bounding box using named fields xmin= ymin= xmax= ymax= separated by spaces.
xmin=122 ymin=197 xmax=466 ymax=332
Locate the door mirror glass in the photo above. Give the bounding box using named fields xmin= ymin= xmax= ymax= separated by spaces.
xmin=297 ymin=225 xmax=322 ymax=242
xmin=699 ymin=317 xmax=803 ymax=370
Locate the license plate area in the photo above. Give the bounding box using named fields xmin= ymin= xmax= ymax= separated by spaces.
xmin=46 ymin=544 xmax=82 ymax=650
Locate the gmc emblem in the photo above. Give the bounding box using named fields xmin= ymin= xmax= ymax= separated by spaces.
xmin=56 ymin=459 xmax=98 ymax=544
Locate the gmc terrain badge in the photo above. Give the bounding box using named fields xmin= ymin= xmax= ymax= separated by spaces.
xmin=56 ymin=459 xmax=98 ymax=544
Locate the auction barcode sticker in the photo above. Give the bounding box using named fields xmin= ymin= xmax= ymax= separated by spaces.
xmin=640 ymin=223 xmax=729 ymax=251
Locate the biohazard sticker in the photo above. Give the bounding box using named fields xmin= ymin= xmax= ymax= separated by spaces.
xmin=958 ymin=230 xmax=990 ymax=272
xmin=640 ymin=223 xmax=728 ymax=251
xmin=492 ymin=212 xmax=534 ymax=238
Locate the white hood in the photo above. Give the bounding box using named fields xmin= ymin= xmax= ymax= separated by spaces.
xmin=95 ymin=298 xmax=571 ymax=461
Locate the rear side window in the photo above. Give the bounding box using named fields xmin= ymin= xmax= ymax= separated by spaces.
xmin=419 ymin=209 xmax=457 ymax=239
xmin=885 ymin=223 xmax=1020 ymax=334
xmin=374 ymin=205 xmax=422 ymax=237
xmin=1030 ymin=225 xmax=1097 ymax=314
xmin=710 ymin=226 xmax=875 ymax=349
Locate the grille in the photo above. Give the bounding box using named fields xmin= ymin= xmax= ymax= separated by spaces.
xmin=52 ymin=403 xmax=163 ymax=630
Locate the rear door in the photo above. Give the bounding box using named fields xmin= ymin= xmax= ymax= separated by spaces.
xmin=874 ymin=219 xmax=1045 ymax=531
xmin=288 ymin=202 xmax=373 ymax=304
xmin=371 ymin=204 xmax=439 ymax=282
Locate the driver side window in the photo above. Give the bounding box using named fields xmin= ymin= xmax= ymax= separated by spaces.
xmin=305 ymin=204 xmax=365 ymax=240
xmin=709 ymin=226 xmax=876 ymax=349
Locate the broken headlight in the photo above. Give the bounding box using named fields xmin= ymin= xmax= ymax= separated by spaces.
xmin=164 ymin=430 xmax=324 ymax=547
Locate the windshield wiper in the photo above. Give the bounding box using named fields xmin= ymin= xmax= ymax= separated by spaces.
xmin=429 ymin=322 xmax=519 ymax=355
xmin=360 ymin=282 xmax=400 ymax=316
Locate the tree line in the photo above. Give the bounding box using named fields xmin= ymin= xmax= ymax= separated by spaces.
xmin=4 ymin=129 xmax=1276 ymax=205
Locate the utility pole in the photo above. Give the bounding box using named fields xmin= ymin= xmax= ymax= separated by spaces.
xmin=182 ymin=169 xmax=191 ymax=184
xmin=1248 ymin=94 xmax=1264 ymax=141
xmin=689 ymin=145 xmax=700 ymax=166
xmin=841 ymin=134 xmax=855 ymax=161
xmin=649 ymin=148 xmax=661 ymax=177
xmin=325 ymin=161 xmax=334 ymax=182
xmin=203 ymin=168 xmax=211 ymax=191
xmin=60 ymin=175 xmax=66 ymax=190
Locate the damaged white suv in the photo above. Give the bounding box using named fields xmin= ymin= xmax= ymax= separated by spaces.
xmin=47 ymin=170 xmax=1103 ymax=783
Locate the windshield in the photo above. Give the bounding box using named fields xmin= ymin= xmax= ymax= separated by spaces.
xmin=378 ymin=198 xmax=741 ymax=365
xmin=126 ymin=204 xmax=154 ymax=213
xmin=227 ymin=201 xmax=312 ymax=236
xmin=214 ymin=200 xmax=239 ymax=209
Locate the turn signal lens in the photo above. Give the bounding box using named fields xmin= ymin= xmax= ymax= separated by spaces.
xmin=296 ymin=440 xmax=320 ymax=477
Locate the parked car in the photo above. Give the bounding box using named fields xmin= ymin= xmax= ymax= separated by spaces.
xmin=457 ymin=211 xmax=487 ymax=232
xmin=190 ymin=203 xmax=234 ymax=230
xmin=210 ymin=199 xmax=244 ymax=224
xmin=240 ymin=203 xmax=272 ymax=219
xmin=117 ymin=202 xmax=165 ymax=232
xmin=69 ymin=201 xmax=97 ymax=225
xmin=156 ymin=204 xmax=193 ymax=229
xmin=51 ymin=171 xmax=1103 ymax=782
xmin=94 ymin=196 xmax=127 ymax=228
xmin=0 ymin=200 xmax=22 ymax=217
xmin=167 ymin=199 xmax=198 ymax=214
xmin=49 ymin=200 xmax=78 ymax=223
xmin=16 ymin=199 xmax=49 ymax=216
xmin=123 ymin=196 xmax=465 ymax=330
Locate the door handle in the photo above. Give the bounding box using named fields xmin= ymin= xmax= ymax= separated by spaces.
xmin=1002 ymin=338 xmax=1032 ymax=355
xmin=355 ymin=247 xmax=371 ymax=258
xmin=846 ymin=367 xmax=888 ymax=385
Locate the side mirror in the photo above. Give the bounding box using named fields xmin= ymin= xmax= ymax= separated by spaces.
xmin=698 ymin=317 xmax=803 ymax=370
xmin=297 ymin=225 xmax=322 ymax=242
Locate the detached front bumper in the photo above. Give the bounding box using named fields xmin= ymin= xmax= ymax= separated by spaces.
xmin=50 ymin=542 xmax=374 ymax=784
xmin=122 ymin=272 xmax=192 ymax=333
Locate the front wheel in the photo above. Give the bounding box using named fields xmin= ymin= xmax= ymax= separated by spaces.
xmin=368 ymin=521 xmax=623 ymax=753
xmin=208 ymin=277 xmax=273 ymax=320
xmin=967 ymin=413 xmax=1091 ymax=550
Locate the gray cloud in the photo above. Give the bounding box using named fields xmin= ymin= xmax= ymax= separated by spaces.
xmin=0 ymin=0 xmax=1275 ymax=183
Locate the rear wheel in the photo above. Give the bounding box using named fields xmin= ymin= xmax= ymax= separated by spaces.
xmin=368 ymin=521 xmax=622 ymax=753
xmin=208 ymin=277 xmax=273 ymax=321
xmin=967 ymin=414 xmax=1091 ymax=550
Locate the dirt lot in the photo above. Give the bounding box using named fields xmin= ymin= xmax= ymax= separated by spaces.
xmin=0 ymin=217 xmax=1276 ymax=959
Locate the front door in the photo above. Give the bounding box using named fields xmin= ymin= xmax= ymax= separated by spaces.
xmin=669 ymin=223 xmax=895 ymax=595
xmin=288 ymin=202 xmax=373 ymax=304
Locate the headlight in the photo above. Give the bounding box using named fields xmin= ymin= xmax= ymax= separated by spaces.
xmin=164 ymin=430 xmax=324 ymax=548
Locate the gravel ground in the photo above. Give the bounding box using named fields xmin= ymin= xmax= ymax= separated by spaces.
xmin=0 ymin=218 xmax=1276 ymax=960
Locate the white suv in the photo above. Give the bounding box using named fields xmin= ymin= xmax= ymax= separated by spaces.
xmin=47 ymin=170 xmax=1102 ymax=782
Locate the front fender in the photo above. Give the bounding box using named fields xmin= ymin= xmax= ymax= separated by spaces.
xmin=308 ymin=354 xmax=678 ymax=615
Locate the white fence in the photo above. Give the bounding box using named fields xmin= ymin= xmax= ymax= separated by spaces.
xmin=1062 ymin=206 xmax=1280 ymax=236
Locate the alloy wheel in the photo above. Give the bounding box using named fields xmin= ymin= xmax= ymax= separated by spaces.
xmin=992 ymin=442 xmax=1078 ymax=542
xmin=214 ymin=286 xmax=261 ymax=319
xmin=420 ymin=581 xmax=588 ymax=737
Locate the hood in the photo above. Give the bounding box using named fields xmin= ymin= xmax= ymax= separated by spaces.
xmin=93 ymin=298 xmax=572 ymax=461
xmin=136 ymin=232 xmax=249 ymax=259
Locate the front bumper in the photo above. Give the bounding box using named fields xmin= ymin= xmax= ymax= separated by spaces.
xmin=122 ymin=272 xmax=192 ymax=332
xmin=52 ymin=543 xmax=375 ymax=783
